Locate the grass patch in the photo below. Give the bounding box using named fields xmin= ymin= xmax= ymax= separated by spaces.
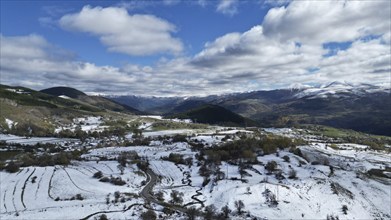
xmin=301 ymin=124 xmax=391 ymax=151
xmin=0 ymin=150 xmax=22 ymax=161
xmin=151 ymin=121 xmax=207 ymax=131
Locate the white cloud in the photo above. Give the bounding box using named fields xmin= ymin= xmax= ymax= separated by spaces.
xmin=152 ymin=0 xmax=391 ymax=94
xmin=0 ymin=35 xmax=136 ymax=91
xmin=0 ymin=34 xmax=49 ymax=59
xmin=216 ymin=0 xmax=239 ymax=16
xmin=0 ymin=34 xmax=204 ymax=96
xmin=1 ymin=1 xmax=390 ymax=96
xmin=59 ymin=6 xmax=183 ymax=56
xmin=318 ymin=38 xmax=391 ymax=85
xmin=263 ymin=0 xmax=391 ymax=44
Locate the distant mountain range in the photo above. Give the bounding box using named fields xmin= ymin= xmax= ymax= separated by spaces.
xmin=107 ymin=82 xmax=391 ymax=136
xmin=1 ymin=83 xmax=389 ymax=136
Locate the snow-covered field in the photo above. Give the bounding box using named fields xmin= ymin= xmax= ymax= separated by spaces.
xmin=55 ymin=116 xmax=108 ymax=133
xmin=140 ymin=115 xmax=192 ymax=123
xmin=142 ymin=129 xmax=199 ymax=137
xmin=1 ymin=124 xmax=390 ymax=219
xmin=201 ymin=152 xmax=391 ymax=219
xmin=0 ymin=161 xmax=145 ymax=219
xmin=0 ymin=134 xmax=77 ymax=146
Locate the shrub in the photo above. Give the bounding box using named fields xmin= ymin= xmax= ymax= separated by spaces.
xmin=155 ymin=191 xmax=164 ymax=202
xmin=204 ymin=204 xmax=217 ymax=219
xmin=202 ymin=177 xmax=210 ymax=187
xmin=117 ymin=164 xmax=125 ymax=175
xmin=311 ymin=161 xmax=320 ymax=165
xmin=141 ymin=210 xmax=157 ymax=220
xmin=5 ymin=161 xmax=20 ymax=173
xmin=234 ymin=200 xmax=245 ymax=215
xmin=342 ymin=205 xmax=348 ymax=215
xmin=367 ymin=169 xmax=388 ymax=178
xmin=75 ymin=194 xmax=84 ymax=200
xmin=221 ymin=205 xmax=231 ymax=218
xmin=128 ymin=138 xmax=150 ymax=146
xmin=329 ymin=165 xmax=335 ymax=177
xmin=99 ymin=214 xmax=108 ymax=220
xmin=265 ymin=161 xmax=277 ymax=173
xmin=169 ymin=190 xmax=184 ymax=205
xmin=282 ymin=155 xmax=290 ymax=162
xmin=162 ymin=153 xmax=185 ymax=164
xmin=184 ymin=157 xmax=193 ymax=167
xmin=326 ymin=214 xmax=339 ymax=220
xmin=99 ymin=177 xmax=110 ymax=182
xmin=111 ymin=177 xmax=126 ymax=186
xmin=172 ymin=134 xmax=187 ymax=143
xmin=114 ymin=191 xmax=121 ymax=203
xmin=263 ymin=189 xmax=278 ymax=207
xmin=136 ymin=161 xmax=149 ymax=171
xmin=187 ymin=206 xmax=198 ymax=220
xmin=162 ymin=207 xmax=174 ymax=216
xmin=293 ymin=148 xmax=303 ymax=157
xmin=275 ymin=171 xmax=285 ymax=180
xmin=93 ymin=171 xmax=103 ymax=179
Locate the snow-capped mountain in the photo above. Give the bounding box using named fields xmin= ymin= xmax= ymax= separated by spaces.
xmin=294 ymin=81 xmax=389 ymax=99
xmin=105 ymin=82 xmax=390 ymax=136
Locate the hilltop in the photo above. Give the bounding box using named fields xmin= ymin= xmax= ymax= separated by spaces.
xmin=0 ymin=85 xmax=140 ymax=136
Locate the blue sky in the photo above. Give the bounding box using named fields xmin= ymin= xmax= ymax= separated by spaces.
xmin=1 ymin=0 xmax=390 ymax=96
xmin=1 ymin=1 xmax=269 ymax=66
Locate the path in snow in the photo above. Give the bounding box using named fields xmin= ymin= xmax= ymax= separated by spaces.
xmin=21 ymin=168 xmax=36 ymax=209
xmin=61 ymin=167 xmax=94 ymax=193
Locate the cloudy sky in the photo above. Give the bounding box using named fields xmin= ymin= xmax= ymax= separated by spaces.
xmin=1 ymin=0 xmax=390 ymax=96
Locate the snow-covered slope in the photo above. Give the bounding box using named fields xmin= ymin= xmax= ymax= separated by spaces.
xmin=1 ymin=126 xmax=390 ymax=219
xmin=294 ymin=81 xmax=389 ymax=99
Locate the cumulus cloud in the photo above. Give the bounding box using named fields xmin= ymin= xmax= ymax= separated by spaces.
xmin=318 ymin=38 xmax=391 ymax=85
xmin=156 ymin=0 xmax=390 ymax=93
xmin=2 ymin=1 xmax=390 ymax=96
xmin=59 ymin=6 xmax=183 ymax=56
xmin=263 ymin=0 xmax=391 ymax=44
xmin=216 ymin=0 xmax=239 ymax=16
xmin=0 ymin=34 xmax=203 ymax=96
xmin=0 ymin=35 xmax=136 ymax=92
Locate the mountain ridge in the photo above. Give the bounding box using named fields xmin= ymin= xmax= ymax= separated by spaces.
xmin=107 ymin=83 xmax=390 ymax=136
xmin=41 ymin=86 xmax=142 ymax=114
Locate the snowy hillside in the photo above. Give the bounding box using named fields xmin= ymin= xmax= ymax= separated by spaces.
xmin=1 ymin=115 xmax=390 ymax=219
xmin=294 ymin=81 xmax=389 ymax=99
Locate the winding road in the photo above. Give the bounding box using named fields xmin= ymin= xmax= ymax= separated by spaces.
xmin=140 ymin=169 xmax=201 ymax=216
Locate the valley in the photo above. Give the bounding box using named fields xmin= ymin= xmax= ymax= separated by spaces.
xmin=1 ymin=1 xmax=390 ymax=219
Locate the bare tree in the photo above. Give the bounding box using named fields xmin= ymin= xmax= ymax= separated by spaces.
xmin=221 ymin=205 xmax=231 ymax=219
xmin=234 ymin=200 xmax=245 ymax=215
